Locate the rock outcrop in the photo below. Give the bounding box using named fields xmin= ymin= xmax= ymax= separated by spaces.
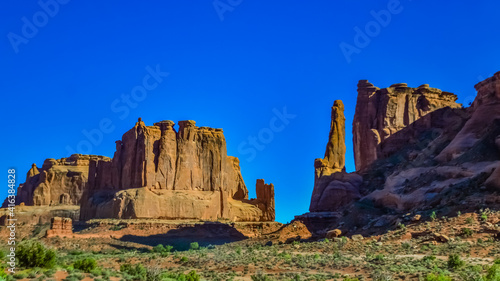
xmin=80 ymin=118 xmax=275 ymax=222
xmin=310 ymin=100 xmax=362 ymax=212
xmin=301 ymin=73 xmax=500 ymax=237
xmin=314 ymin=100 xmax=346 ymax=179
xmin=353 ymin=81 xmax=461 ymax=171
xmin=46 ymin=217 xmax=73 ymax=238
xmin=14 ymin=155 xmax=110 ymax=206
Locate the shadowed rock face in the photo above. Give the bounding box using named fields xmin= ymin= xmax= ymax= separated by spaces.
xmin=80 ymin=119 xmax=275 ymax=222
xmin=302 ymin=73 xmax=500 ymax=236
xmin=12 ymin=154 xmax=110 ymax=207
xmin=353 ymin=81 xmax=461 ymax=171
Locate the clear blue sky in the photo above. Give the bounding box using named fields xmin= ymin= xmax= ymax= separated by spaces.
xmin=1 ymin=0 xmax=499 ymax=223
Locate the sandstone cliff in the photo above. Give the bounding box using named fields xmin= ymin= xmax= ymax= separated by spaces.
xmin=353 ymin=81 xmax=461 ymax=171
xmin=13 ymin=154 xmax=110 ymax=207
xmin=302 ymin=73 xmax=500 ymax=236
xmin=80 ymin=118 xmax=275 ymax=222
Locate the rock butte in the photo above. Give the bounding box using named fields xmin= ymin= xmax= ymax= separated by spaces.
xmin=80 ymin=118 xmax=275 ymax=222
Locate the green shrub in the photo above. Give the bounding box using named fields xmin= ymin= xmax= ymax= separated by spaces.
xmin=462 ymin=228 xmax=474 ymax=237
xmin=480 ymin=212 xmax=488 ymax=222
xmin=189 ymin=242 xmax=199 ymax=250
xmin=448 ymin=254 xmax=465 ymax=270
xmin=120 ymin=264 xmax=147 ymax=280
xmin=16 ymin=240 xmax=56 ymax=268
xmin=68 ymin=250 xmax=84 ymax=256
xmin=73 ymin=258 xmax=97 ymax=273
xmin=430 ymin=211 xmax=437 ymax=221
xmin=251 ymin=271 xmax=273 ymax=281
xmin=484 ymin=264 xmax=500 ymax=281
xmin=179 ymin=271 xmax=200 ymax=281
xmin=425 ymin=273 xmax=452 ymax=281
xmin=12 ymin=273 xmax=28 ymax=280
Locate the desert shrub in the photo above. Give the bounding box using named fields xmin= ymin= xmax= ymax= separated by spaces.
xmin=73 ymin=258 xmax=97 ymax=273
xmin=251 ymin=271 xmax=273 ymax=281
xmin=178 ymin=270 xmax=200 ymax=281
xmin=180 ymin=256 xmax=188 ymax=263
xmin=480 ymin=210 xmax=488 ymax=222
xmin=152 ymin=244 xmax=173 ymax=257
xmin=447 ymin=254 xmax=465 ymax=270
xmin=120 ymin=264 xmax=147 ymax=281
xmin=68 ymin=250 xmax=84 ymax=256
xmin=12 ymin=272 xmax=28 ymax=279
xmin=189 ymin=242 xmax=199 ymax=250
xmin=430 ymin=211 xmax=437 ymax=221
xmin=484 ymin=264 xmax=500 ymax=281
xmin=466 ymin=217 xmax=474 ymax=224
xmin=462 ymin=228 xmax=474 ymax=237
xmin=90 ymin=267 xmax=102 ymax=277
xmin=64 ymin=273 xmax=85 ymax=281
xmin=16 ymin=240 xmax=56 ymax=268
xmin=109 ymin=225 xmax=125 ymax=231
xmin=425 ymin=273 xmax=452 ymax=281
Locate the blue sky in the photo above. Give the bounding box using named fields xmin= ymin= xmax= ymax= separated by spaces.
xmin=1 ymin=0 xmax=499 ymax=223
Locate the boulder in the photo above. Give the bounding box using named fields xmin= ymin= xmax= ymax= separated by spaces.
xmin=326 ymin=229 xmax=342 ymax=239
xmin=351 ymin=234 xmax=364 ymax=241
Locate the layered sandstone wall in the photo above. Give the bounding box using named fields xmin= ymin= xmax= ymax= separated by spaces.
xmin=80 ymin=118 xmax=275 ymax=222
xmin=353 ymin=81 xmax=461 ymax=171
xmin=14 ymin=154 xmax=110 ymax=207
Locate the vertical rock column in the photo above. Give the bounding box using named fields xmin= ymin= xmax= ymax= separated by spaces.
xmin=352 ymin=80 xmax=380 ymax=171
xmin=314 ymin=100 xmax=347 ymax=180
xmin=256 ymin=179 xmax=275 ymax=221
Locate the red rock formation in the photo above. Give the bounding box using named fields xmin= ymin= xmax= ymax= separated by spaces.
xmin=353 ymin=81 xmax=461 ymax=171
xmin=438 ymin=71 xmax=500 ymax=162
xmin=46 ymin=217 xmax=73 ymax=237
xmin=80 ymin=119 xmax=275 ymax=222
xmin=314 ymin=100 xmax=346 ymax=179
xmin=15 ymin=155 xmax=110 ymax=207
xmin=310 ymin=100 xmax=362 ymax=212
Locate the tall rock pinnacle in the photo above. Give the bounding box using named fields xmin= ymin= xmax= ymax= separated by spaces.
xmin=314 ymin=100 xmax=346 ymax=179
